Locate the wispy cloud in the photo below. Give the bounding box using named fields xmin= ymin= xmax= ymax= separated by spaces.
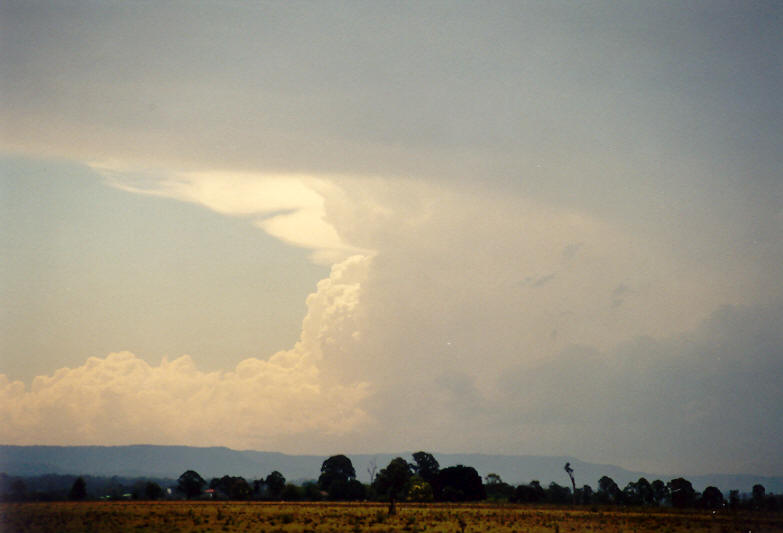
xmin=94 ymin=163 xmax=370 ymax=265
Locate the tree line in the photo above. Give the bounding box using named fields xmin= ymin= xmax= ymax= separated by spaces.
xmin=2 ymin=452 xmax=781 ymax=512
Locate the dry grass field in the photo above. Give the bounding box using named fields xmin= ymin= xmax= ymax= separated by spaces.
xmin=2 ymin=501 xmax=782 ymax=533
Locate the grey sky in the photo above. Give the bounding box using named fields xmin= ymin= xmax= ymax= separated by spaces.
xmin=1 ymin=1 xmax=781 ymax=475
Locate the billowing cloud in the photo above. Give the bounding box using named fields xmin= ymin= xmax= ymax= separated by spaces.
xmin=1 ymin=1 xmax=781 ymax=476
xmin=0 ymin=255 xmax=372 ymax=451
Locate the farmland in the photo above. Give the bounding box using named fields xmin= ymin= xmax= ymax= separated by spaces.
xmin=2 ymin=502 xmax=782 ymax=533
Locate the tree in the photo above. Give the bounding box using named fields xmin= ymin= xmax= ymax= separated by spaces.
xmin=373 ymin=457 xmax=412 ymax=515
xmin=407 ymin=477 xmax=434 ymax=502
xmin=668 ymin=478 xmax=696 ymax=508
xmin=484 ymin=473 xmax=514 ymax=502
xmin=345 ymin=479 xmax=367 ymax=500
xmin=224 ymin=476 xmax=252 ymax=500
xmin=752 ymin=484 xmax=766 ymax=509
xmin=411 ymin=451 xmax=440 ymax=485
xmin=144 ymin=481 xmax=163 ymax=500
xmin=281 ymin=483 xmax=303 ymax=500
xmin=436 ymin=465 xmax=485 ymax=502
xmin=69 ymin=477 xmax=87 ymax=501
xmin=265 ymin=471 xmax=286 ymax=500
xmin=9 ymin=479 xmax=27 ymax=502
xmin=514 ymin=482 xmax=544 ymax=503
xmin=728 ymin=489 xmax=740 ymax=509
xmin=700 ymin=486 xmax=724 ymax=509
xmin=578 ymin=484 xmax=594 ymax=505
xmin=598 ymin=476 xmax=621 ymax=504
xmin=367 ymin=457 xmax=378 ymax=485
xmin=178 ymin=470 xmax=206 ymax=499
xmin=302 ymin=481 xmax=322 ymax=501
xmin=318 ymin=455 xmax=356 ymax=498
xmin=623 ymin=477 xmax=653 ymax=506
xmin=564 ymin=463 xmax=577 ymax=505
xmin=546 ymin=482 xmax=572 ymax=504
xmin=651 ymin=479 xmax=668 ymax=506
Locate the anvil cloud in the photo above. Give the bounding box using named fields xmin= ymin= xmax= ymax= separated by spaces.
xmin=1 ymin=1 xmax=781 ymax=475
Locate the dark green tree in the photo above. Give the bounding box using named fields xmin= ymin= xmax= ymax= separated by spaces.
xmin=578 ymin=484 xmax=594 ymax=505
xmin=436 ymin=465 xmax=485 ymax=502
xmin=69 ymin=476 xmax=87 ymax=501
xmin=144 ymin=481 xmax=164 ymax=500
xmin=623 ymin=477 xmax=653 ymax=505
xmin=318 ymin=455 xmax=357 ymax=500
xmin=373 ymin=457 xmax=412 ymax=515
xmin=668 ymin=477 xmax=697 ymax=508
xmin=281 ymin=483 xmax=303 ymax=500
xmin=700 ymin=486 xmax=724 ymax=509
xmin=546 ymin=482 xmax=572 ymax=504
xmin=728 ymin=489 xmax=740 ymax=509
xmin=484 ymin=473 xmax=514 ymax=501
xmin=752 ymin=484 xmax=766 ymax=509
xmin=513 ymin=483 xmax=542 ymax=503
xmin=407 ymin=476 xmax=435 ymax=502
xmin=10 ymin=479 xmax=27 ymax=502
xmin=411 ymin=451 xmax=440 ymax=485
xmin=302 ymin=481 xmax=322 ymax=501
xmin=651 ymin=479 xmax=668 ymax=506
xmin=598 ymin=476 xmax=621 ymax=504
xmin=178 ymin=470 xmax=206 ymax=499
xmin=265 ymin=471 xmax=286 ymax=500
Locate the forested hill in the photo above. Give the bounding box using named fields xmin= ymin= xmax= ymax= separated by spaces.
xmin=1 ymin=445 xmax=780 ymax=494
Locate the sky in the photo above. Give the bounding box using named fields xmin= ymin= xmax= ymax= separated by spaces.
xmin=1 ymin=1 xmax=781 ymax=477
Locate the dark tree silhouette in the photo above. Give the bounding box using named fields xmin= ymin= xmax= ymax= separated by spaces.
xmin=436 ymin=465 xmax=485 ymax=501
xmin=623 ymin=478 xmax=653 ymax=505
xmin=144 ymin=481 xmax=163 ymax=500
xmin=373 ymin=457 xmax=412 ymax=515
xmin=546 ymin=482 xmax=572 ymax=504
xmin=9 ymin=479 xmax=26 ymax=502
xmin=411 ymin=451 xmax=440 ymax=485
xmin=318 ymin=455 xmax=357 ymax=500
xmin=210 ymin=475 xmax=251 ymax=500
xmin=598 ymin=476 xmax=622 ymax=504
xmin=514 ymin=481 xmax=544 ymax=503
xmin=68 ymin=477 xmax=87 ymax=500
xmin=265 ymin=471 xmax=286 ymax=499
xmin=484 ymin=473 xmax=514 ymax=501
xmin=564 ymin=462 xmax=576 ymax=504
xmin=651 ymin=479 xmax=668 ymax=506
xmin=753 ymin=484 xmax=766 ymax=509
xmin=668 ymin=477 xmax=697 ymax=508
xmin=178 ymin=470 xmax=206 ymax=499
xmin=579 ymin=484 xmax=594 ymax=505
xmin=700 ymin=486 xmax=724 ymax=509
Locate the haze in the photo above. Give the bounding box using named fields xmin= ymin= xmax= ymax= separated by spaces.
xmin=1 ymin=1 xmax=781 ymax=477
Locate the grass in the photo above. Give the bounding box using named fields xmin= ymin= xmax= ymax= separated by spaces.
xmin=1 ymin=501 xmax=782 ymax=532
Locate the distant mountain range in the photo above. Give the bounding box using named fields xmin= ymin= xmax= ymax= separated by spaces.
xmin=1 ymin=445 xmax=780 ymax=494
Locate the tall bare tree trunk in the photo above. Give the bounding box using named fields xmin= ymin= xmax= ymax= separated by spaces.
xmin=565 ymin=462 xmax=577 ymax=505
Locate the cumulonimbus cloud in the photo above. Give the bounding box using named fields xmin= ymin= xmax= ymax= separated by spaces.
xmin=0 ymin=255 xmax=372 ymax=450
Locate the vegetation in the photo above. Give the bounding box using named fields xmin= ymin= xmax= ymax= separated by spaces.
xmin=2 ymin=501 xmax=782 ymax=532
xmin=2 ymin=451 xmax=782 ymax=514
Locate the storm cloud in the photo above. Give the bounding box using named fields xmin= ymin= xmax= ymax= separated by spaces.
xmin=1 ymin=1 xmax=781 ymax=475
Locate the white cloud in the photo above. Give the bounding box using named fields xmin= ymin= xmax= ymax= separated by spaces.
xmin=0 ymin=255 xmax=372 ymax=450
xmin=92 ymin=164 xmax=370 ymax=265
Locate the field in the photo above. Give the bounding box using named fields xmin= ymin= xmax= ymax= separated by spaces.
xmin=2 ymin=501 xmax=782 ymax=533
